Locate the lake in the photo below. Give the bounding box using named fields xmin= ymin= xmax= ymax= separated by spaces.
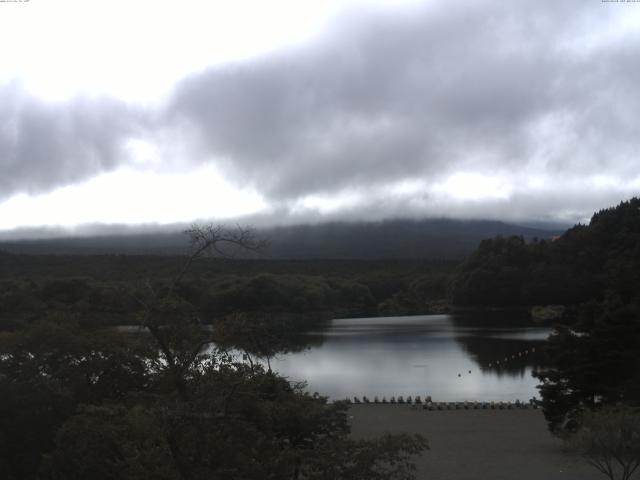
xmin=267 ymin=314 xmax=551 ymax=402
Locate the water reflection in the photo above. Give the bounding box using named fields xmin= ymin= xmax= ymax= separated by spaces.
xmin=268 ymin=314 xmax=551 ymax=402
xmin=450 ymin=314 xmax=549 ymax=377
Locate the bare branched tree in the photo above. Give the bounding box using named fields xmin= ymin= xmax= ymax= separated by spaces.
xmin=130 ymin=224 xmax=267 ymax=397
xmin=175 ymin=224 xmax=268 ymax=284
xmin=566 ymin=406 xmax=640 ymax=480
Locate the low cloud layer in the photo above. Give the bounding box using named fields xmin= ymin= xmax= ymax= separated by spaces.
xmin=0 ymin=83 xmax=147 ymax=199
xmin=1 ymin=0 xmax=639 ymax=227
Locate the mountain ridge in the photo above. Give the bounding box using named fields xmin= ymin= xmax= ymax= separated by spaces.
xmin=0 ymin=218 xmax=567 ymax=259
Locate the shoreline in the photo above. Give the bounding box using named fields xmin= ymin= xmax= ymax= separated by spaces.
xmin=341 ymin=398 xmax=538 ymax=409
xmin=349 ymin=405 xmax=600 ymax=479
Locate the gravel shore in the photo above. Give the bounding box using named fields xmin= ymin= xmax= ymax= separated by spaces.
xmin=349 ymin=405 xmax=602 ymax=480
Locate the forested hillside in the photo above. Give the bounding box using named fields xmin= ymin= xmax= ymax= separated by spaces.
xmin=452 ymin=198 xmax=640 ymax=432
xmin=0 ymin=256 xmax=455 ymax=330
xmin=452 ymin=198 xmax=640 ymax=307
xmin=0 ymin=218 xmax=563 ymax=259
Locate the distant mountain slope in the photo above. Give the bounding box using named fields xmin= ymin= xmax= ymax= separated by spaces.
xmin=262 ymin=219 xmax=564 ymax=259
xmin=0 ymin=218 xmax=565 ymax=259
xmin=452 ymin=197 xmax=640 ymax=306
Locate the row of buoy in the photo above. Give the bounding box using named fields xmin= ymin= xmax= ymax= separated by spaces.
xmin=452 ymin=348 xmax=539 ymax=378
xmin=348 ymin=395 xmax=432 ymax=405
xmin=421 ymin=399 xmax=538 ymax=410
xmin=346 ymin=397 xmax=540 ymax=409
xmin=487 ymin=347 xmax=536 ymax=369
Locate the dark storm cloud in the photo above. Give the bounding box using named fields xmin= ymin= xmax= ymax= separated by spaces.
xmin=2 ymin=0 xmax=639 ymax=225
xmin=167 ymin=0 xmax=640 ymax=202
xmin=0 ymin=83 xmax=144 ymax=200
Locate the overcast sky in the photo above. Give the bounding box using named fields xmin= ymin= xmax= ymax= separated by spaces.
xmin=1 ymin=0 xmax=639 ymax=235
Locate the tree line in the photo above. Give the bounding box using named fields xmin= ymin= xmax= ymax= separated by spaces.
xmin=0 ymin=225 xmax=428 ymax=479
xmin=0 ymin=256 xmax=454 ymax=331
xmin=452 ymin=198 xmax=640 ymax=438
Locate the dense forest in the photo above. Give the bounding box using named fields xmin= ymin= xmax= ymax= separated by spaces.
xmin=452 ymin=198 xmax=640 ymax=432
xmin=0 ymin=226 xmax=430 ymax=479
xmin=452 ymin=199 xmax=640 ymax=307
xmin=0 ymin=255 xmax=455 ymax=331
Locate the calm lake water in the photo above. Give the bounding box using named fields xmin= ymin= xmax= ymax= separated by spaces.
xmin=268 ymin=314 xmax=551 ymax=402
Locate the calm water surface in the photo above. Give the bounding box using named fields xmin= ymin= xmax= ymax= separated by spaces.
xmin=269 ymin=314 xmax=551 ymax=402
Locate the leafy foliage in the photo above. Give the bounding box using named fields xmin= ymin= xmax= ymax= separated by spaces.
xmin=453 ymin=198 xmax=640 ymax=307
xmin=0 ymin=255 xmax=454 ymax=331
xmin=0 ymin=225 xmax=427 ymax=480
xmin=565 ymin=406 xmax=640 ymax=480
xmin=453 ymin=198 xmax=640 ymax=434
xmin=535 ymin=300 xmax=640 ymax=432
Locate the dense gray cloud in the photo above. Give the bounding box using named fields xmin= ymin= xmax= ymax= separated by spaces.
xmin=1 ymin=0 xmax=639 ymax=225
xmin=0 ymin=83 xmax=145 ymax=199
xmin=167 ymin=0 xmax=640 ymax=201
